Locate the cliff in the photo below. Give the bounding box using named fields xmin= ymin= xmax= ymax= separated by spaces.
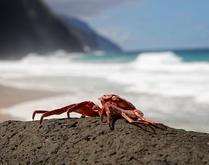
xmin=0 ymin=0 xmax=121 ymax=59
xmin=0 ymin=0 xmax=84 ymax=58
xmin=0 ymin=118 xmax=209 ymax=165
xmin=62 ymin=16 xmax=122 ymax=53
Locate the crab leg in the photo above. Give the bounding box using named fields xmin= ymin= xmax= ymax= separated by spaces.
xmin=66 ymin=101 xmax=90 ymax=118
xmin=32 ymin=101 xmax=102 ymax=124
xmin=66 ymin=101 xmax=102 ymax=118
xmin=132 ymin=110 xmax=157 ymax=124
xmin=104 ymin=103 xmax=156 ymax=126
xmin=32 ymin=110 xmax=48 ymax=120
xmin=121 ymin=113 xmax=136 ymax=123
xmin=103 ymin=103 xmax=115 ymax=126
xmin=103 ymin=104 xmax=138 ymax=129
xmin=33 ymin=104 xmax=76 ymax=124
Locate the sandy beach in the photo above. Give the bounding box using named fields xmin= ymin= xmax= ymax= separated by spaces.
xmin=0 ymin=85 xmax=63 ymax=122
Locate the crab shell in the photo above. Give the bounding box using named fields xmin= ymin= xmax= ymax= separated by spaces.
xmin=99 ymin=94 xmax=144 ymax=116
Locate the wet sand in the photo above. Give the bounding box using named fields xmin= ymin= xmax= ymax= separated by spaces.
xmin=0 ymin=85 xmax=63 ymax=122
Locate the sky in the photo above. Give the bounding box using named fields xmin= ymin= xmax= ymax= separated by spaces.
xmin=45 ymin=0 xmax=209 ymax=51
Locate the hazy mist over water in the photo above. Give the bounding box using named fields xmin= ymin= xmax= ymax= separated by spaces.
xmin=0 ymin=49 xmax=209 ymax=133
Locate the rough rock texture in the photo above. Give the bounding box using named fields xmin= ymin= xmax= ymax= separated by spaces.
xmin=0 ymin=118 xmax=209 ymax=165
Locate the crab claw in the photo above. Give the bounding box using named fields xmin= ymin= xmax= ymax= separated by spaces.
xmin=134 ymin=109 xmax=144 ymax=117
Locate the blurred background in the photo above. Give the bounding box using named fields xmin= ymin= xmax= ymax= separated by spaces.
xmin=0 ymin=0 xmax=209 ymax=133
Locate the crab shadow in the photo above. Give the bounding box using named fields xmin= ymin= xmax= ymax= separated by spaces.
xmin=110 ymin=118 xmax=167 ymax=134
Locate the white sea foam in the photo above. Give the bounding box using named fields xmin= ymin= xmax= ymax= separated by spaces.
xmin=0 ymin=51 xmax=209 ymax=104
xmin=123 ymin=52 xmax=209 ymax=103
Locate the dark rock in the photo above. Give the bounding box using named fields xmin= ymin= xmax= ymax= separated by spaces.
xmin=0 ymin=0 xmax=122 ymax=59
xmin=1 ymin=118 xmax=209 ymax=165
xmin=0 ymin=0 xmax=81 ymax=59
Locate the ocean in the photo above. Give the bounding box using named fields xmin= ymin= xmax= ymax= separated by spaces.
xmin=0 ymin=49 xmax=209 ymax=133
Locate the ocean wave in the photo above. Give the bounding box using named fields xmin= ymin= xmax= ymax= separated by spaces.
xmin=124 ymin=52 xmax=209 ymax=103
xmin=0 ymin=51 xmax=209 ymax=103
xmin=134 ymin=51 xmax=182 ymax=65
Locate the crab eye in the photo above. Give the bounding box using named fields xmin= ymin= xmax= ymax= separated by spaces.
xmin=103 ymin=95 xmax=111 ymax=100
xmin=112 ymin=96 xmax=117 ymax=101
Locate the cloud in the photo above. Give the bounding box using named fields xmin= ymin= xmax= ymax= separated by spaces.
xmin=44 ymin=0 xmax=127 ymax=17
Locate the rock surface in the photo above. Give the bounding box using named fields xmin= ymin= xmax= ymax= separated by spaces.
xmin=0 ymin=118 xmax=209 ymax=165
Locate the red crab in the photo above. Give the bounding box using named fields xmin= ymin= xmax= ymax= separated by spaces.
xmin=32 ymin=94 xmax=158 ymax=130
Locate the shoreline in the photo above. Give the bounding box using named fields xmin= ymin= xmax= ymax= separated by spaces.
xmin=0 ymin=84 xmax=64 ymax=122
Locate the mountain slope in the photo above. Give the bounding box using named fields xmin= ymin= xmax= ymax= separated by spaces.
xmin=62 ymin=16 xmax=122 ymax=52
xmin=0 ymin=0 xmax=121 ymax=59
xmin=0 ymin=0 xmax=84 ymax=58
